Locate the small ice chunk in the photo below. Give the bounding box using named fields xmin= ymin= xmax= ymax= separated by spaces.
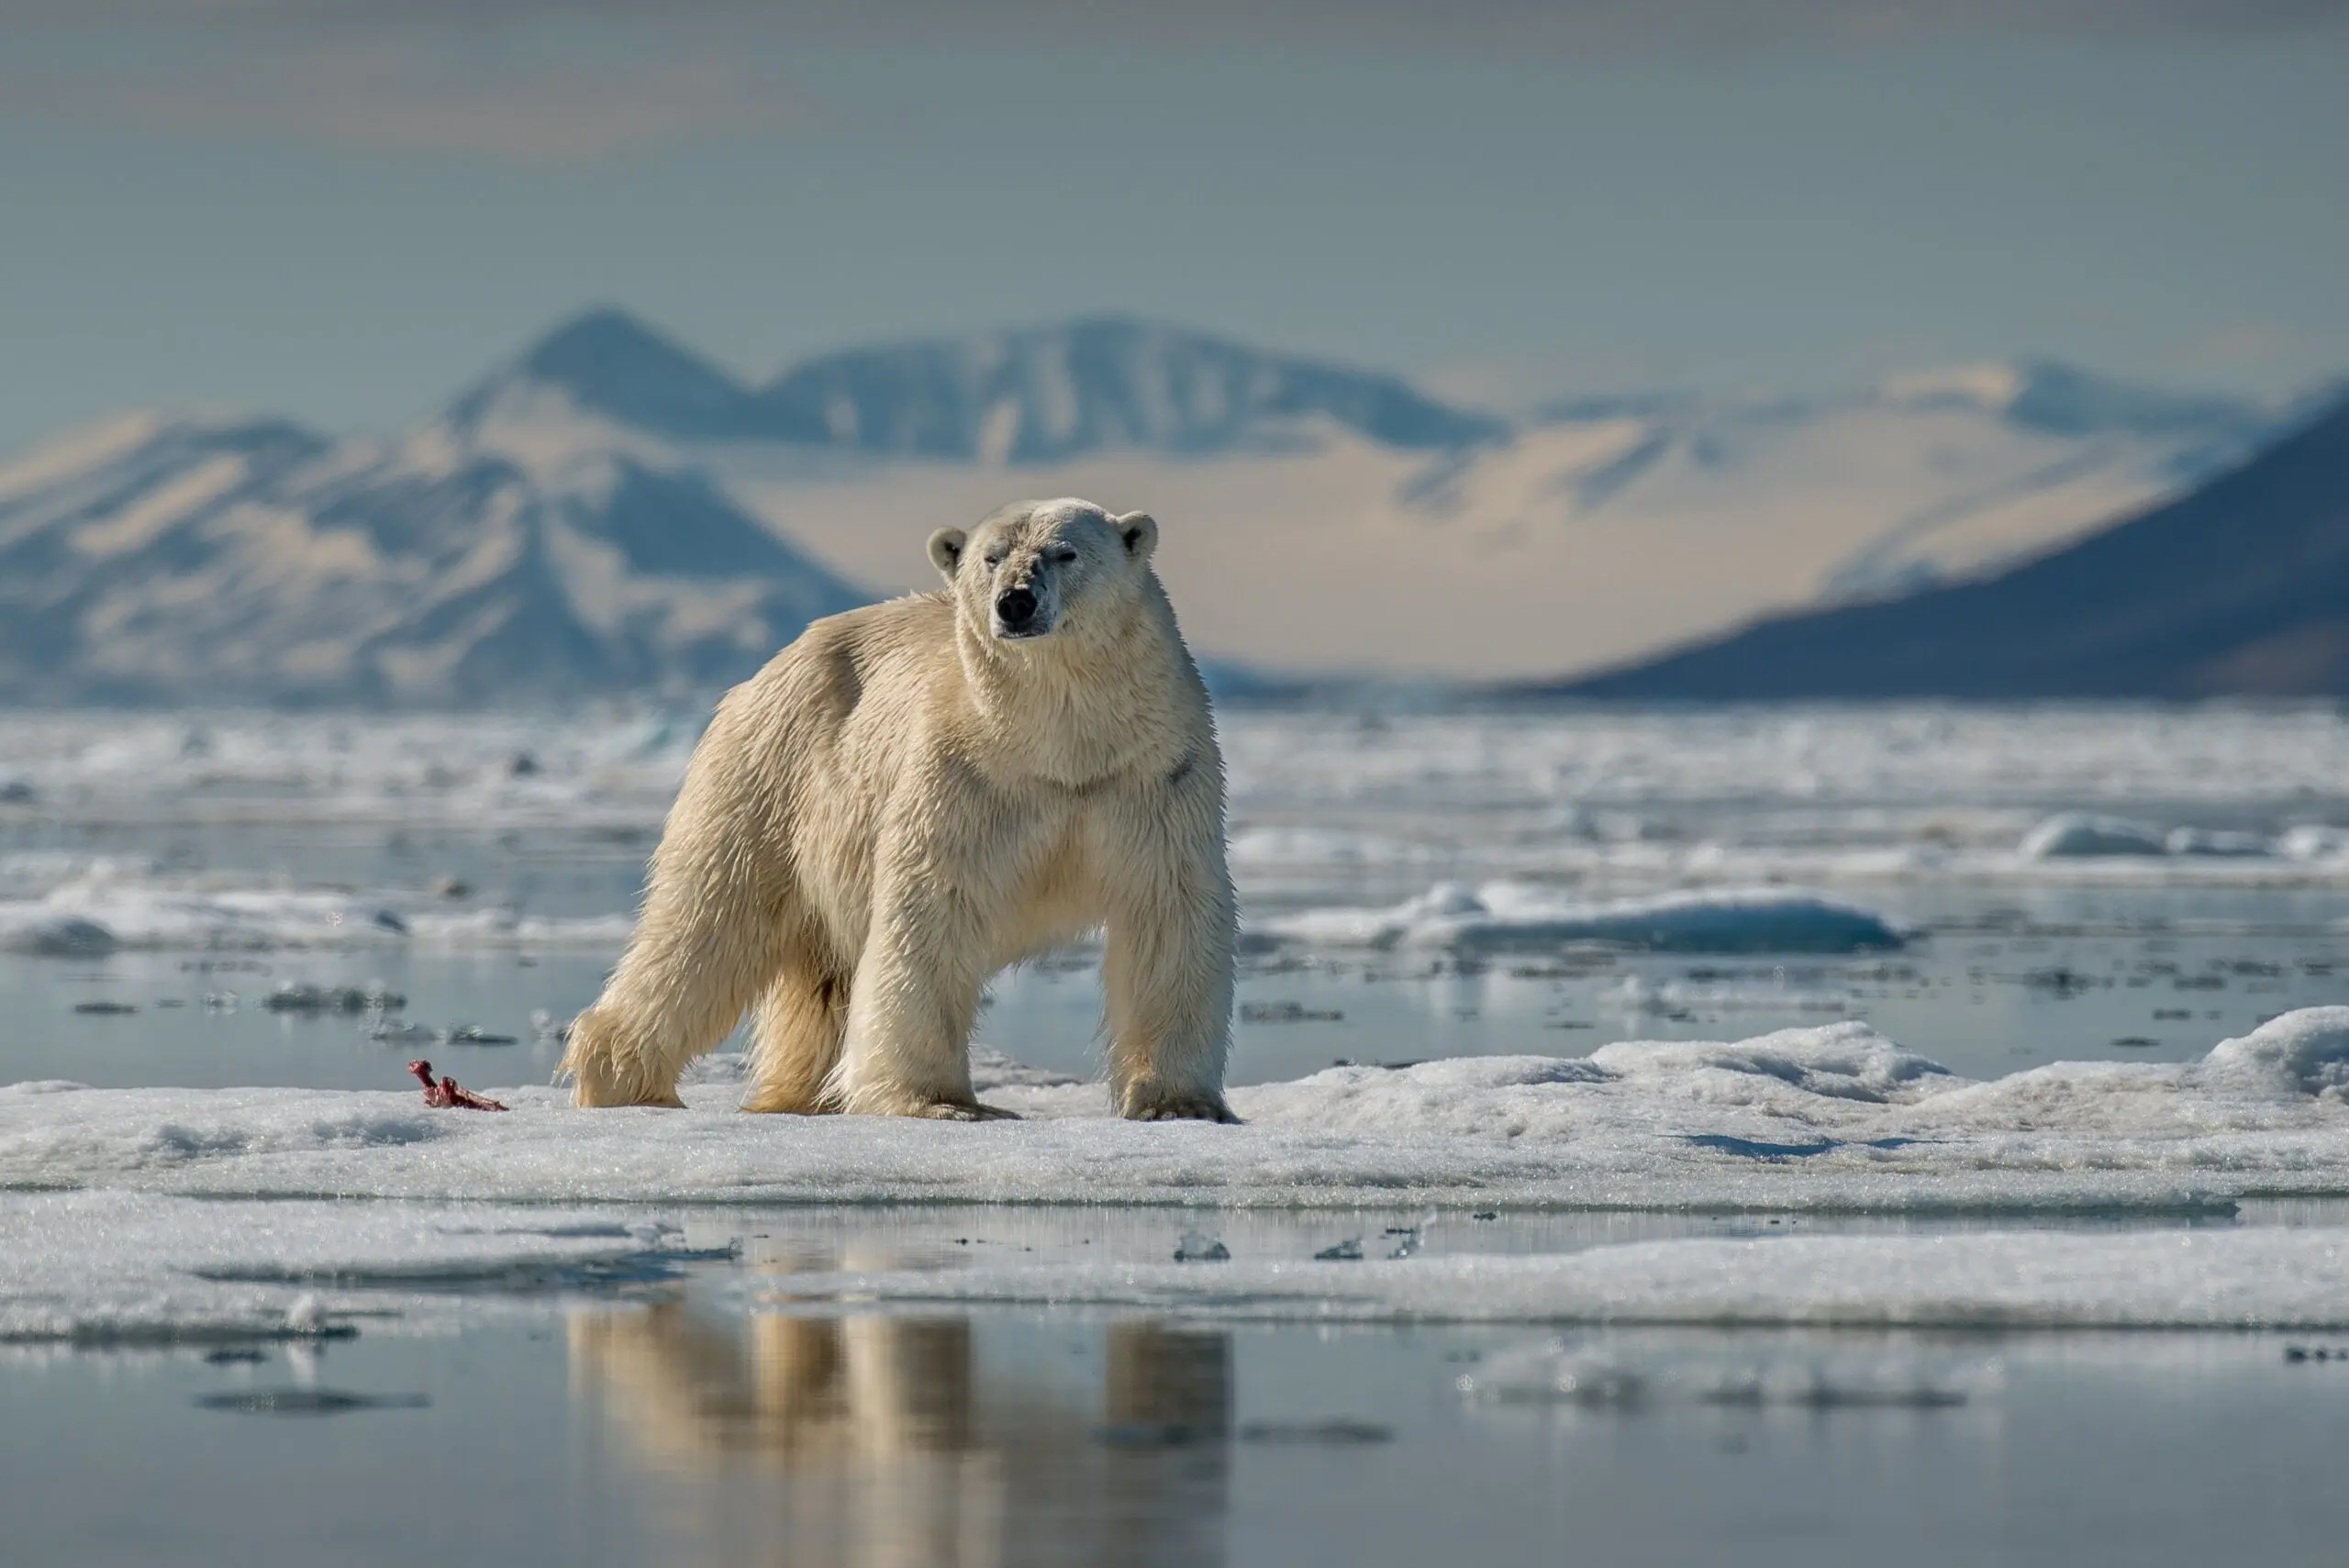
xmin=2202 ymin=1006 xmax=2349 ymax=1098
xmin=1174 ymin=1230 xmax=1230 ymax=1262
xmin=2165 ymin=827 xmax=2270 ymax=858
xmin=0 ymin=915 xmax=118 ymax=957
xmin=2020 ymin=813 xmax=2167 ymax=859
xmin=195 ymin=1389 xmax=427 ymax=1416
xmin=1460 ymin=1344 xmax=1646 ymax=1407
xmin=1237 ymin=1418 xmax=1393 ymax=1444
xmin=2277 ymin=825 xmax=2349 ymax=862
xmin=1258 ymin=883 xmax=1906 ymax=955
xmin=263 ymin=983 xmax=406 ymax=1014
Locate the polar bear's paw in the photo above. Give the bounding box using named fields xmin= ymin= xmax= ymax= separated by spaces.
xmin=1121 ymin=1088 xmax=1241 ymax=1124
xmin=913 ymin=1098 xmax=1021 ymax=1122
xmin=842 ymin=1087 xmax=1021 ymax=1120
xmin=559 ymin=1013 xmax=688 ymax=1108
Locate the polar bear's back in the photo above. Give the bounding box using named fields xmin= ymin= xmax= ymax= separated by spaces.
xmin=708 ymin=591 xmax=961 ymax=803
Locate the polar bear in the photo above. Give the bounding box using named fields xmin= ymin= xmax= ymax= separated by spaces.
xmin=560 ymin=497 xmax=1238 ymax=1122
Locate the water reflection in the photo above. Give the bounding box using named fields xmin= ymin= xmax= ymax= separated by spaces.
xmin=571 ymin=1306 xmax=1232 ymax=1567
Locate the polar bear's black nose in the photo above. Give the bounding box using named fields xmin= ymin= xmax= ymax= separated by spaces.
xmin=996 ymin=588 xmax=1037 ymax=628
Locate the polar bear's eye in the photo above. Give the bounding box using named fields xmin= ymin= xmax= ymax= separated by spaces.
xmin=984 ymin=550 xmax=1007 ymax=568
xmin=1050 ymin=547 xmax=1078 ymax=565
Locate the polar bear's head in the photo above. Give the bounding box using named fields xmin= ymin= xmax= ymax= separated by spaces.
xmin=928 ymin=498 xmax=1158 ymax=645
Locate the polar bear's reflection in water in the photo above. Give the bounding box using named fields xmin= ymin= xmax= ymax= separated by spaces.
xmin=570 ymin=1305 xmax=1231 ymax=1567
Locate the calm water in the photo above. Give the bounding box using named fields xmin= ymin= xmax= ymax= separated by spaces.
xmin=7 ymin=1235 xmax=2349 ymax=1568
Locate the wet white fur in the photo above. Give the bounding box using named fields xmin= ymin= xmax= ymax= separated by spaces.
xmin=560 ymin=498 xmax=1236 ymax=1121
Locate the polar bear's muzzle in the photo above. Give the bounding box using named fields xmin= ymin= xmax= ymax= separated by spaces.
xmin=993 ymin=584 xmax=1052 ymax=639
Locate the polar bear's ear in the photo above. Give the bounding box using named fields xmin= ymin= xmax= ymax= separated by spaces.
xmin=927 ymin=527 xmax=968 ymax=581
xmin=1116 ymin=511 xmax=1159 ymax=562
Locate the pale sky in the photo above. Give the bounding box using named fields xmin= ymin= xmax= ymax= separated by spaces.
xmin=2 ymin=1 xmax=2346 ymax=451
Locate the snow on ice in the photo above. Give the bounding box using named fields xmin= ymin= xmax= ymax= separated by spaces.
xmin=0 ymin=1189 xmax=692 ymax=1344
xmin=10 ymin=1011 xmax=2349 ymax=1212
xmin=10 ymin=1011 xmax=2349 ymax=1342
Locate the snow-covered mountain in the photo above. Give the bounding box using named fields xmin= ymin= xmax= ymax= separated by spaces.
xmin=1426 ymin=361 xmax=2275 ymax=611
xmin=0 ymin=410 xmax=864 ymax=705
xmin=450 ymin=308 xmax=1505 ymax=462
xmin=0 ymin=307 xmax=2301 ymax=697
xmin=1555 ymin=388 xmax=2349 ymax=698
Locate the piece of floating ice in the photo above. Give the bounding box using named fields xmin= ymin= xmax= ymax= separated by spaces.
xmin=1458 ymin=1340 xmax=1985 ymax=1407
xmin=1174 ymin=1231 xmax=1230 ymax=1262
xmin=0 ymin=876 xmax=637 ymax=955
xmin=2277 ymin=825 xmax=2349 ymax=862
xmin=0 ymin=912 xmax=117 ymax=957
xmin=1236 ymin=1418 xmax=1394 ymax=1444
xmin=1252 ymin=883 xmax=1908 ymax=955
xmin=194 ymin=1389 xmax=430 ymax=1417
xmin=0 ymin=1191 xmax=693 ymax=1344
xmin=2021 ymin=813 xmax=2171 ymax=859
xmin=2020 ymin=813 xmax=2329 ymax=862
xmin=740 ymin=1227 xmax=2349 ymax=1331
xmin=2165 ymin=827 xmax=2271 ymax=858
xmin=263 ymin=983 xmax=406 ymax=1014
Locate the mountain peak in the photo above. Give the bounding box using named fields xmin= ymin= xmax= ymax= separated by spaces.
xmin=753 ymin=315 xmax=1508 ymax=462
xmin=0 ymin=401 xmax=868 ymax=706
xmin=453 ymin=306 xmax=761 ymax=440
xmin=516 ymin=306 xmax=712 ymax=378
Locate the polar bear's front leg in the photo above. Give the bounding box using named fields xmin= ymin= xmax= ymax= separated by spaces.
xmin=829 ymin=867 xmax=1009 ymax=1120
xmin=1102 ymin=794 xmax=1239 ymax=1123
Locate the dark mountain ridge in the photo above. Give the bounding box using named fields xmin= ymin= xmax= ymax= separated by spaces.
xmin=1547 ymin=392 xmax=2349 ymax=699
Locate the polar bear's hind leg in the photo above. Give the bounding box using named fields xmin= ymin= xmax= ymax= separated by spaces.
xmin=742 ymin=963 xmax=851 ymax=1114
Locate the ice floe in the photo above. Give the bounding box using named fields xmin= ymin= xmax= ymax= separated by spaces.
xmin=0 ymin=1190 xmax=692 ymax=1344
xmin=741 ymin=1227 xmax=2349 ymax=1331
xmin=2021 ymin=813 xmax=2171 ymax=859
xmin=1252 ymin=884 xmax=1909 ymax=955
xmin=2021 ymin=812 xmax=2322 ymax=862
xmin=7 ymin=1010 xmax=2349 ymax=1214
xmin=0 ymin=874 xmax=638 ymax=954
xmin=9 ymin=1015 xmax=2349 ymax=1344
